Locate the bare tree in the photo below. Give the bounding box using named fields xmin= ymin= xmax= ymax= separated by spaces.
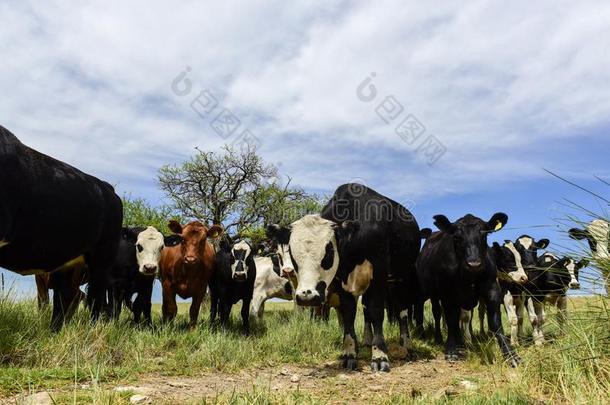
xmin=158 ymin=145 xmax=320 ymax=236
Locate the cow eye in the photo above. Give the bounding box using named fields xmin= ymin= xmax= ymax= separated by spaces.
xmin=136 ymin=244 xmax=144 ymax=253
xmin=321 ymin=242 xmax=334 ymax=270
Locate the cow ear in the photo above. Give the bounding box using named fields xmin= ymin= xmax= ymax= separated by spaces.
xmin=335 ymin=220 xmax=360 ymax=241
xmin=164 ymin=234 xmax=183 ymax=247
xmin=569 ymin=228 xmax=588 ymax=240
xmin=168 ymin=220 xmax=183 ymax=235
xmin=487 ymin=213 xmax=508 ymax=232
xmin=207 ymin=225 xmax=223 ymax=239
xmin=420 ymin=228 xmax=432 ymax=240
xmin=266 ymin=224 xmax=291 ymax=245
xmin=536 ymin=239 xmax=550 ymax=249
xmin=433 ymin=215 xmax=455 ymax=234
xmin=577 ymin=258 xmax=589 ymax=269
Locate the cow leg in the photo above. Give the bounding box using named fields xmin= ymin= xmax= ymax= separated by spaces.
xmin=132 ymin=293 xmax=143 ymax=324
xmin=484 ymin=284 xmax=519 ymax=367
xmin=50 ymin=271 xmax=80 ymax=331
xmin=366 ymin=290 xmax=390 ymax=372
xmin=460 ymin=309 xmax=472 ymax=346
xmin=35 ymin=275 xmax=50 ymax=310
xmin=515 ymin=295 xmax=525 ymax=339
xmin=557 ymin=295 xmax=568 ymax=333
xmin=527 ymin=299 xmax=545 ymax=345
xmin=362 ymin=299 xmax=373 ymax=347
xmin=250 ymin=293 xmax=266 ymax=320
xmin=338 ymin=289 xmax=358 ymax=370
xmin=210 ymin=290 xmax=219 ymax=323
xmin=398 ymin=307 xmax=413 ymax=354
xmin=431 ymin=298 xmax=443 ymax=344
xmin=413 ymin=299 xmax=425 ymax=338
xmin=478 ymin=299 xmax=486 ymax=335
xmin=241 ymin=298 xmax=251 ymax=335
xmin=188 ymin=294 xmax=203 ymax=329
xmin=162 ymin=288 xmax=178 ymax=323
xmin=503 ymin=292 xmax=519 ymax=346
xmin=441 ymin=299 xmax=460 ymax=362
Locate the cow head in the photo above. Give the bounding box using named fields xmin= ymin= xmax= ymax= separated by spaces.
xmin=433 ymin=213 xmax=508 ymax=273
xmin=564 ymin=258 xmax=588 ymax=289
xmin=168 ymin=220 xmax=223 ymax=265
xmin=267 ymin=215 xmax=358 ymax=306
xmin=513 ymin=235 xmax=549 ymax=270
xmin=265 ymin=226 xmax=296 ymax=279
xmin=538 ymin=253 xmax=588 ymax=290
xmin=230 ymin=240 xmax=253 ymax=282
xmin=491 ymin=241 xmax=528 ymax=284
xmin=569 ymin=219 xmax=610 ymax=260
xmin=135 ymin=226 xmax=182 ymax=276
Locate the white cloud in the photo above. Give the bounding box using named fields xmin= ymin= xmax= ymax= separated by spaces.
xmin=1 ymin=0 xmax=609 ymax=203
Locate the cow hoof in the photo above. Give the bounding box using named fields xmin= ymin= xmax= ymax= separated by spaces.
xmin=370 ymin=358 xmax=391 ymax=373
xmin=343 ymin=356 xmax=358 ymax=370
xmin=445 ymin=353 xmax=459 ymax=362
xmin=508 ymin=354 xmax=521 ymax=368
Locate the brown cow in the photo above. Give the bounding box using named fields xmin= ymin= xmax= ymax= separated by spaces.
xmin=160 ymin=220 xmax=223 ymax=328
xmin=34 ymin=264 xmax=88 ymax=315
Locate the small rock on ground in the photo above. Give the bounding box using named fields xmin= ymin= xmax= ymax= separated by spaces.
xmin=130 ymin=394 xmax=151 ymax=404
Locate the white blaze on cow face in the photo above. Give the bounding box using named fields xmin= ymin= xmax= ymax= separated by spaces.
xmin=504 ymin=242 xmax=528 ymax=284
xmin=589 ymin=219 xmax=610 ymax=260
xmin=231 ymin=241 xmax=251 ymax=281
xmin=289 ymin=215 xmax=339 ymax=306
xmin=136 ymin=226 xmax=165 ymax=276
xmin=275 ymin=242 xmax=295 ymax=278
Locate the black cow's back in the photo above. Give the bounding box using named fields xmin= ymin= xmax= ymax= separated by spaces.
xmin=0 ymin=125 xmax=123 ymax=274
xmin=321 ymin=183 xmax=421 ymax=278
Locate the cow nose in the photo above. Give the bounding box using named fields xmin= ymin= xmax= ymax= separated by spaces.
xmin=467 ymin=260 xmax=482 ymax=268
xmin=295 ymin=289 xmax=321 ymax=306
xmin=519 ymin=274 xmax=528 ymax=283
xmin=143 ymin=264 xmax=157 ymax=274
xmin=569 ymin=281 xmax=581 ymax=289
xmin=184 ymin=256 xmax=197 ymax=264
xmin=281 ymin=267 xmax=294 ymax=278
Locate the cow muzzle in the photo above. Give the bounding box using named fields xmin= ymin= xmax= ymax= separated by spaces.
xmin=141 ymin=264 xmax=158 ymax=276
xmin=295 ymin=289 xmax=323 ymax=306
xmin=184 ymin=256 xmax=198 ymax=265
xmin=281 ymin=267 xmax=295 ymax=279
xmin=569 ymin=280 xmax=581 ymax=290
xmin=509 ymin=271 xmax=528 ymax=284
xmin=232 ymin=271 xmax=247 ymax=282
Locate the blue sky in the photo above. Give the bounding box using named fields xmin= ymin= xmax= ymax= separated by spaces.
xmin=1 ymin=1 xmax=610 ymax=300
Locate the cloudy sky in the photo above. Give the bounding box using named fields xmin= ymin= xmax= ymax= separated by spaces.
xmin=2 ymin=1 xmax=609 ymax=297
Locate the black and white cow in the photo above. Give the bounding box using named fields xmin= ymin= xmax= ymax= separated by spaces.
xmin=416 ymin=213 xmax=520 ymax=366
xmin=512 ymin=235 xmax=550 ymax=270
xmin=250 ymin=255 xmax=294 ymax=319
xmin=0 ymin=125 xmax=123 ymax=329
xmin=459 ymin=241 xmax=529 ymax=346
xmin=210 ymin=239 xmax=256 ymax=334
xmin=569 ymin=219 xmax=609 ymax=294
xmin=524 ymin=253 xmax=587 ymax=345
xmin=268 ymin=184 xmax=421 ymax=372
xmin=492 ymin=241 xmax=530 ymax=346
xmin=108 ymin=226 xmax=181 ymax=323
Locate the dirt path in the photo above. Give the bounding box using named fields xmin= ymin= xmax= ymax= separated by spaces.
xmin=8 ymin=355 xmax=497 ymax=404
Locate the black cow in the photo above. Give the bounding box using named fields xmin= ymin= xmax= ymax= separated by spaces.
xmin=416 ymin=213 xmax=519 ymax=366
xmin=0 ymin=125 xmax=122 ymax=329
xmin=210 ymin=239 xmax=256 ymax=334
xmin=108 ymin=226 xmax=181 ymax=323
xmin=524 ymin=253 xmax=587 ymax=345
xmin=268 ymin=183 xmax=421 ymax=372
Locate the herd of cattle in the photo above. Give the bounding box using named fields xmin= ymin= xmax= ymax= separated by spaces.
xmin=1 ymin=125 xmax=608 ymax=373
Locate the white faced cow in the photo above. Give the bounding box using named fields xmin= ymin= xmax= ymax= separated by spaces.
xmin=268 ymin=184 xmax=422 ymax=373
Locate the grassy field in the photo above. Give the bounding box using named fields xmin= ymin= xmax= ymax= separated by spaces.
xmin=0 ymin=292 xmax=608 ymax=404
